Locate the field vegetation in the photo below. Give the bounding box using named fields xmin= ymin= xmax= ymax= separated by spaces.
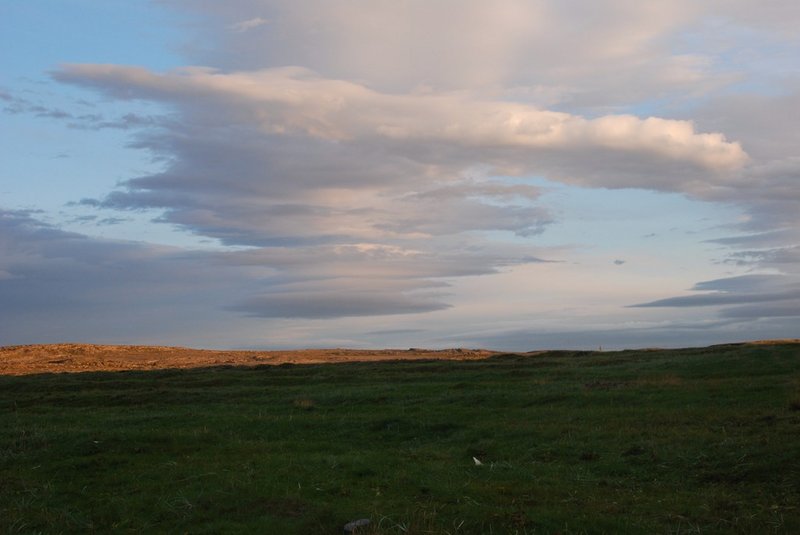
xmin=1 ymin=342 xmax=799 ymax=533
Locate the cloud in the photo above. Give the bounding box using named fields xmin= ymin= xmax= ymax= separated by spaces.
xmin=215 ymin=241 xmax=550 ymax=320
xmin=630 ymin=274 xmax=800 ymax=322
xmin=720 ymin=302 xmax=800 ymax=319
xmin=230 ymin=289 xmax=450 ymax=319
xmin=51 ymin=63 xmax=749 ymax=252
xmin=632 ymin=290 xmax=800 ymax=308
xmin=0 ymin=209 xmax=244 ymax=344
xmin=1 ymin=88 xmax=162 ymax=131
xmin=691 ymin=275 xmax=788 ymax=292
xmin=366 ymin=328 xmax=426 ymax=336
xmin=159 ymin=0 xmax=734 ymax=105
xmin=97 ymin=217 xmax=131 ymax=226
xmin=689 ymin=87 xmax=800 ymax=234
xmin=158 ymin=0 xmax=800 ymax=122
xmin=55 ymin=64 xmax=748 ymax=172
xmin=45 ymin=19 xmax=796 ymax=347
xmin=227 ymin=17 xmax=268 ymax=33
xmin=728 ymin=246 xmax=800 ymax=271
xmin=707 ymin=229 xmax=797 ymax=248
xmin=0 ymin=209 xmax=555 ymax=347
xmin=8 ymin=0 xmax=800 ymax=348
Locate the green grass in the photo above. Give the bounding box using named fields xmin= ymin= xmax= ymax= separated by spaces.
xmin=1 ymin=344 xmax=799 ymax=534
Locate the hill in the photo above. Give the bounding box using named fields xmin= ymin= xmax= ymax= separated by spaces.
xmin=0 ymin=343 xmax=496 ymax=375
xmin=2 ymin=340 xmax=797 ymax=376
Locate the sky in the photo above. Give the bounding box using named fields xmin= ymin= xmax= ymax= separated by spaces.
xmin=1 ymin=0 xmax=798 ymax=350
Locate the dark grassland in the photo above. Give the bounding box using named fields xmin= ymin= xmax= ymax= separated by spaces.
xmin=1 ymin=344 xmax=799 ymax=534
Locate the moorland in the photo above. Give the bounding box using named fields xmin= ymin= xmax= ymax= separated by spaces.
xmin=1 ymin=341 xmax=799 ymax=533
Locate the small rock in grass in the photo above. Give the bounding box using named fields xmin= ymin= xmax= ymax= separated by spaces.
xmin=344 ymin=518 xmax=371 ymax=533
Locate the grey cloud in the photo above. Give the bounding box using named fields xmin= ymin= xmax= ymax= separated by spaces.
xmin=694 ymin=88 xmax=800 ymax=162
xmin=97 ymin=217 xmax=131 ymax=226
xmin=54 ymin=64 xmax=746 ymax=172
xmin=696 ymin=119 xmax=800 ymax=277
xmin=231 ymin=290 xmax=450 ymax=319
xmin=690 ymin=89 xmax=800 ymax=234
xmin=74 ymin=198 xmax=102 ymax=207
xmin=691 ymin=274 xmax=789 ymax=292
xmin=0 ymin=210 xmax=250 ymax=344
xmin=221 ymin=242 xmax=548 ymax=280
xmin=721 ymin=302 xmax=800 ymax=319
xmin=33 ymin=106 xmax=72 ymax=119
xmin=735 ymin=161 xmax=800 ymax=232
xmin=366 ymin=328 xmax=427 ymax=336
xmin=1 ymin=91 xmax=34 ymax=114
xmin=0 ymin=87 xmax=161 ymax=131
xmin=68 ymin=215 xmax=98 ymax=223
xmin=707 ymin=229 xmax=797 ymax=248
xmin=2 ymin=96 xmax=75 ymax=121
xmin=67 ymin=123 xmax=555 ymax=245
xmin=629 ymin=273 xmax=800 ymax=325
xmin=0 ymin=210 xmax=553 ymax=346
xmin=631 ymin=290 xmax=800 ymax=308
xmin=217 ymin=240 xmax=552 ymax=319
xmin=728 ymin=247 xmax=800 ymax=271
xmin=69 ymin=113 xmax=161 ymax=131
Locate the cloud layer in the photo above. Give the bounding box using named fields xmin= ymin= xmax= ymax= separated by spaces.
xmin=51 ymin=63 xmax=750 ymax=251
xmin=2 ymin=0 xmax=799 ymax=347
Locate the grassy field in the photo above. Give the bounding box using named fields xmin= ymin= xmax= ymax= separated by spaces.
xmin=1 ymin=343 xmax=799 ymax=534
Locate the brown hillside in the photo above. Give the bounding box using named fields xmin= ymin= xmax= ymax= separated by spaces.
xmin=2 ymin=340 xmax=797 ymax=376
xmin=0 ymin=344 xmax=497 ymax=376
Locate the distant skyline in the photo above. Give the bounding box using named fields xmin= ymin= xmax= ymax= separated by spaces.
xmin=1 ymin=1 xmax=798 ymax=349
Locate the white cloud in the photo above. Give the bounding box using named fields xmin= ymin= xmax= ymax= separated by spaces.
xmin=163 ymin=0 xmax=712 ymax=99
xmin=227 ymin=17 xmax=268 ymax=33
xmin=56 ymin=64 xmax=747 ymax=172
